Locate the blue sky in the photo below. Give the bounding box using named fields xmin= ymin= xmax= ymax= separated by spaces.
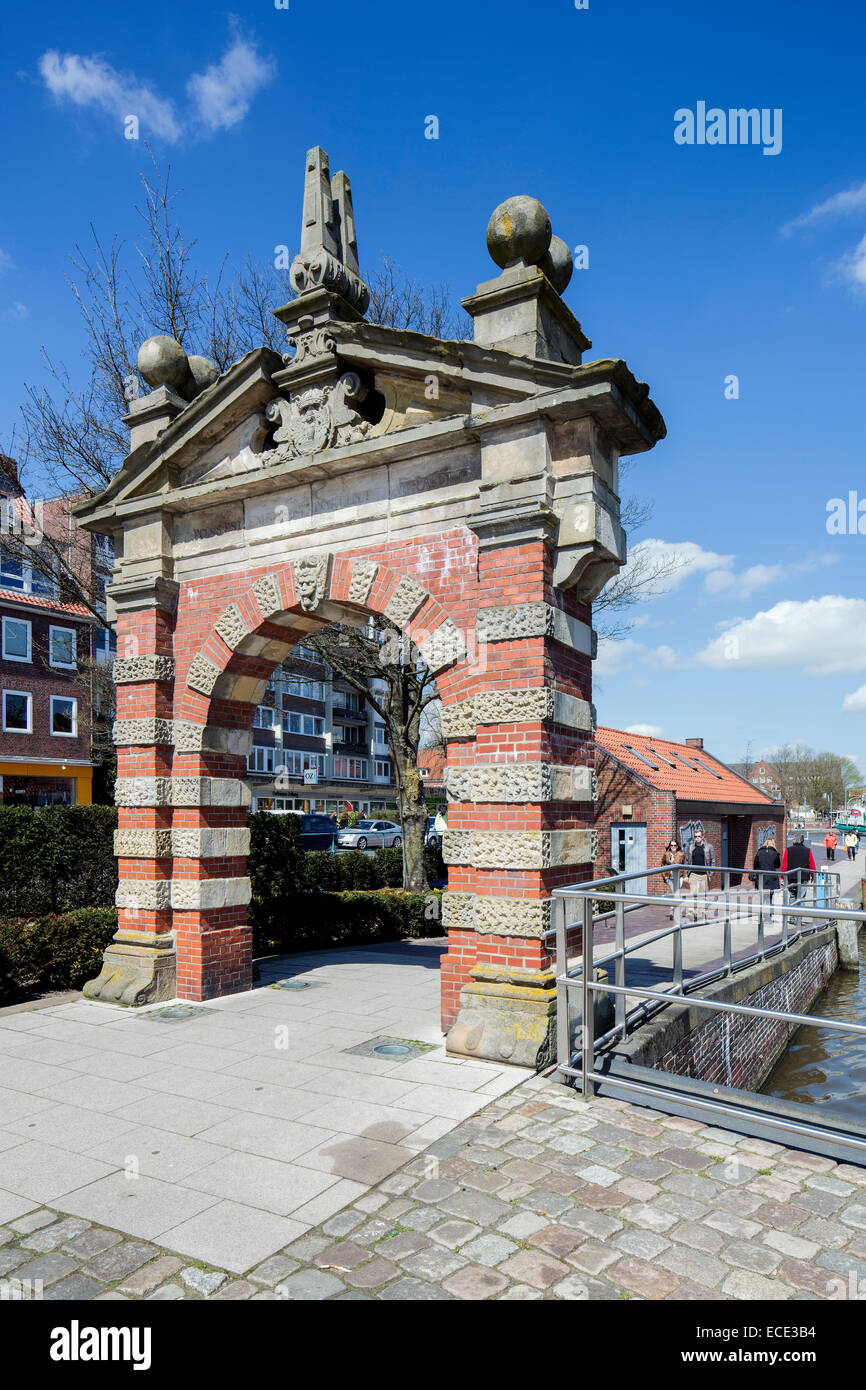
xmin=1 ymin=0 xmax=865 ymax=771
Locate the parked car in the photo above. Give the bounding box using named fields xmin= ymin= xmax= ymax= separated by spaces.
xmin=425 ymin=817 xmax=441 ymax=848
xmin=269 ymin=811 xmax=338 ymax=850
xmin=337 ymin=819 xmax=402 ymax=850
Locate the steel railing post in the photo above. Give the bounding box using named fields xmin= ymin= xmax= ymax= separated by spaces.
xmin=581 ymin=893 xmax=595 ymax=1098
xmin=672 ymin=866 xmax=683 ymax=990
xmin=724 ymin=906 xmax=732 ymax=976
xmin=553 ymin=893 xmax=570 ymax=1081
xmin=757 ymin=869 xmax=766 ymax=961
xmin=614 ymin=880 xmax=626 ymax=1039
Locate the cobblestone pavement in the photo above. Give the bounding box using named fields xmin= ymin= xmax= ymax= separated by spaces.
xmin=4 ymin=1073 xmax=866 ymax=1301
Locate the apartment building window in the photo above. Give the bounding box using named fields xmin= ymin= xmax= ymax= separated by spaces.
xmin=253 ymin=705 xmax=275 ymax=729
xmin=2 ymin=690 xmax=31 ymax=733
xmin=284 ymin=678 xmax=326 ymax=700
xmin=285 ymin=712 xmax=324 ymax=737
xmin=373 ymin=723 xmax=388 ymax=747
xmin=2 ymin=616 xmax=31 ymax=662
xmin=0 ymin=548 xmax=57 ymax=598
xmin=94 ymin=628 xmax=117 ymax=663
xmin=293 ymin=645 xmax=322 ymax=663
xmin=280 ymin=750 xmax=327 ymax=776
xmin=375 ymin=759 xmax=390 ymax=779
xmin=247 ymin=745 xmax=276 ymax=773
xmin=49 ymin=625 xmax=77 ymax=670
xmin=50 ymin=695 xmax=77 ymax=736
xmin=333 ymin=756 xmax=368 ymax=780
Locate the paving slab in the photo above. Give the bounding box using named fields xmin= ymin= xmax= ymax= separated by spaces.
xmin=5 ymin=940 xmax=865 ymax=1294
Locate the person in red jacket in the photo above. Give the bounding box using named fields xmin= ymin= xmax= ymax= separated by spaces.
xmin=780 ymin=833 xmax=816 ymax=918
xmin=824 ymin=830 xmax=838 ymax=861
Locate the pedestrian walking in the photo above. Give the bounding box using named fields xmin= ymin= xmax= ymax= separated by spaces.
xmin=845 ymin=831 xmax=859 ymax=861
xmin=661 ymin=839 xmax=686 ymax=918
xmin=750 ymin=836 xmax=781 ymax=917
xmin=780 ymin=832 xmax=816 ymax=920
xmin=824 ymin=830 xmax=838 ymax=862
xmin=683 ymin=831 xmax=716 ymax=922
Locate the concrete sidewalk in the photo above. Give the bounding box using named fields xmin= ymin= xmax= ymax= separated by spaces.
xmin=0 ymin=940 xmax=528 ymax=1275
xmin=3 ymin=1073 xmax=866 ymax=1300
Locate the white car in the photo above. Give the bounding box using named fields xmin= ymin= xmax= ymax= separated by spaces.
xmin=337 ymin=819 xmax=402 ymax=849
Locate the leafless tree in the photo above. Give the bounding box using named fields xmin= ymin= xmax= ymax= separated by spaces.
xmin=304 ymin=621 xmax=439 ymax=891
xmin=367 ymin=255 xmax=471 ymax=340
xmin=592 ymin=464 xmax=687 ymax=640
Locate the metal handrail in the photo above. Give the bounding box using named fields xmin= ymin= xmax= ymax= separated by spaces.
xmin=549 ymin=861 xmax=864 ymax=1133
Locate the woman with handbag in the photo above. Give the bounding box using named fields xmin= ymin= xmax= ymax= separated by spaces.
xmin=661 ymin=839 xmax=687 ymax=919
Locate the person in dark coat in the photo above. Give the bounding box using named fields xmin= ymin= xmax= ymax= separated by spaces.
xmin=683 ymin=832 xmax=716 ymax=921
xmin=751 ymin=836 xmax=781 ymax=915
xmin=780 ymin=833 xmax=815 ymax=916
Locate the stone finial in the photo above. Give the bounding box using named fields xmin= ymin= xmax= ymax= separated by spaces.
xmin=136 ymin=335 xmax=219 ymax=403
xmin=288 ymin=147 xmax=370 ymax=315
xmin=540 ymin=236 xmax=573 ymax=294
xmin=486 ymin=196 xmax=552 ymax=269
xmin=485 ymin=197 xmax=573 ymax=294
xmin=463 ymin=193 xmax=586 ymax=364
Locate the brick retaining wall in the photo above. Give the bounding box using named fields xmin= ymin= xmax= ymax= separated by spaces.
xmin=613 ymin=927 xmax=839 ymax=1093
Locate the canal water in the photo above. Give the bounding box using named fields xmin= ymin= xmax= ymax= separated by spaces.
xmin=761 ymin=939 xmax=866 ymax=1125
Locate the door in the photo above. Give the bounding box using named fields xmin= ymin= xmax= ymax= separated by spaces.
xmin=611 ymin=824 xmax=647 ymax=897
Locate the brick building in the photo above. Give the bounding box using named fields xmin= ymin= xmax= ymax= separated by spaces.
xmin=729 ymin=757 xmax=781 ymax=801
xmin=595 ymin=727 xmax=785 ymax=889
xmin=244 ymin=643 xmax=396 ymax=814
xmin=418 ymin=747 xmax=445 ymax=802
xmin=0 ymin=457 xmax=112 ymax=806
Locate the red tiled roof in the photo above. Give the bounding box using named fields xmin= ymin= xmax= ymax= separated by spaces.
xmin=418 ymin=749 xmax=445 ymax=782
xmin=595 ymin=726 xmax=776 ymax=805
xmin=0 ymin=588 xmax=93 ymax=619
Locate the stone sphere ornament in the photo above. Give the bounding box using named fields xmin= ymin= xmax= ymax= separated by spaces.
xmin=137 ymin=335 xmax=190 ymax=392
xmin=540 ymin=235 xmax=574 ymax=294
xmin=186 ymin=355 xmax=220 ymax=395
xmin=486 ymin=196 xmax=552 ymax=269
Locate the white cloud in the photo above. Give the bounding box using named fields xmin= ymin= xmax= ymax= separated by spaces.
xmin=624 ymin=723 xmax=664 ymax=738
xmin=697 ymin=596 xmax=866 ymax=675
xmin=595 ymin=636 xmax=678 ymax=678
xmin=703 ymin=554 xmax=838 ymax=599
xmin=625 ymin=539 xmax=735 ymax=592
xmin=38 ymin=35 xmax=274 ymax=142
xmin=704 ymin=562 xmax=783 ymax=597
xmin=831 ymin=234 xmax=866 ymax=295
xmin=782 ymin=181 xmax=866 ymax=237
xmin=39 ymin=51 xmax=181 ymax=141
xmin=2 ymin=302 xmax=29 ymax=321
xmin=842 ymin=684 xmax=866 ymax=713
xmin=187 ymin=37 xmax=275 ymax=132
xmin=0 ymin=250 xmax=13 ymax=274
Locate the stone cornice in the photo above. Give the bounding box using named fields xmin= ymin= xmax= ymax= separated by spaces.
xmin=74 ymin=365 xmax=664 ymax=532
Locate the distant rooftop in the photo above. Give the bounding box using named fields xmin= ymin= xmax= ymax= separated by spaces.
xmin=596 ymin=726 xmax=777 ymax=805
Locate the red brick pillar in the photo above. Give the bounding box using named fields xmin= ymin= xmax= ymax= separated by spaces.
xmin=84 ymin=606 xmax=177 ymax=1005
xmin=442 ymin=541 xmax=596 ymax=1066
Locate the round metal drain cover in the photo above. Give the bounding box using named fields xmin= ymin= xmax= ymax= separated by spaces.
xmin=278 ymin=980 xmax=310 ymax=990
xmin=373 ymin=1043 xmax=413 ymax=1057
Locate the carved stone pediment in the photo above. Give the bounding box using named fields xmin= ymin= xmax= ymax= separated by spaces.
xmin=261 ymin=372 xmax=372 ymax=464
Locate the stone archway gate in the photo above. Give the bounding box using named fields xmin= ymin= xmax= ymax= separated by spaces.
xmin=75 ymin=149 xmax=665 ymax=1065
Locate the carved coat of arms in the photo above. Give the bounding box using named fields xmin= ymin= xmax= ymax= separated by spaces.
xmin=261 ymin=372 xmax=372 ymax=466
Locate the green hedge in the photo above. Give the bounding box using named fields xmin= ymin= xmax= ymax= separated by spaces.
xmin=0 ymin=809 xmax=448 ymax=1000
xmin=0 ymin=908 xmax=118 ymax=1001
xmin=0 ymin=806 xmax=118 ymax=917
xmin=0 ymin=808 xmax=444 ymax=919
xmin=251 ymin=889 xmax=444 ymax=957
